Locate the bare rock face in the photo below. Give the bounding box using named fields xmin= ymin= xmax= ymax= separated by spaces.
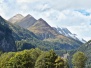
xmin=8 ymin=14 xmax=24 ymax=24
xmin=17 ymin=14 xmax=37 ymax=28
xmin=0 ymin=16 xmax=17 ymax=52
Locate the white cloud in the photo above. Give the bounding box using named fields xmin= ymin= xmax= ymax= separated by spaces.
xmin=68 ymin=25 xmax=91 ymax=41
xmin=0 ymin=0 xmax=9 ymax=18
xmin=15 ymin=0 xmax=91 ymax=10
xmin=16 ymin=0 xmax=39 ymax=4
xmin=49 ymin=0 xmax=91 ymax=10
xmin=0 ymin=0 xmax=3 ymax=3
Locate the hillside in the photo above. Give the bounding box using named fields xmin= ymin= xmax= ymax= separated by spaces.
xmin=28 ymin=18 xmax=83 ymax=50
xmin=0 ymin=16 xmax=39 ymax=51
xmin=78 ymin=40 xmax=91 ymax=68
xmin=29 ymin=18 xmax=59 ymax=40
xmin=0 ymin=16 xmax=17 ymax=52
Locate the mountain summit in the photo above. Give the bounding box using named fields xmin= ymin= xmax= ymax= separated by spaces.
xmin=8 ymin=14 xmax=24 ymax=23
xmin=28 ymin=18 xmax=59 ymax=40
xmin=17 ymin=14 xmax=37 ymax=28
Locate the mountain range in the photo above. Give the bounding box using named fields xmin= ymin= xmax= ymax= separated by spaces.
xmin=0 ymin=14 xmax=84 ymax=52
xmin=9 ymin=14 xmax=84 ymax=42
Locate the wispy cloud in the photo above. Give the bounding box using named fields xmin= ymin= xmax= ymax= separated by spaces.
xmin=68 ymin=25 xmax=91 ymax=41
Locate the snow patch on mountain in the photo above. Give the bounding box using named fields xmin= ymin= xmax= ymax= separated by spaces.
xmin=53 ymin=27 xmax=86 ymax=43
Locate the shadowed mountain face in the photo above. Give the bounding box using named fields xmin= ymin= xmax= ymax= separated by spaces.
xmin=8 ymin=14 xmax=24 ymax=24
xmin=0 ymin=16 xmax=17 ymax=52
xmin=0 ymin=16 xmax=38 ymax=52
xmin=16 ymin=14 xmax=37 ymax=29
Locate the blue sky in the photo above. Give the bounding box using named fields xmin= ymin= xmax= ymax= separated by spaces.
xmin=0 ymin=0 xmax=91 ymax=41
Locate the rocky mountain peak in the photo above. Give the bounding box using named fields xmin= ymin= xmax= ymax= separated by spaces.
xmin=26 ymin=14 xmax=32 ymax=18
xmin=38 ymin=18 xmax=44 ymax=21
xmin=14 ymin=14 xmax=23 ymax=17
xmin=36 ymin=18 xmax=50 ymax=27
xmin=8 ymin=14 xmax=24 ymax=23
xmin=16 ymin=14 xmax=37 ymax=28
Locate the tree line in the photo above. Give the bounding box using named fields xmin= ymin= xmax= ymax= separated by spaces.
xmin=0 ymin=48 xmax=87 ymax=68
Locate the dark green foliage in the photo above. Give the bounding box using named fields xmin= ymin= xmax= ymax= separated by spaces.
xmin=0 ymin=48 xmax=68 ymax=68
xmin=15 ymin=40 xmax=35 ymax=51
xmin=35 ymin=50 xmax=57 ymax=68
xmin=8 ymin=50 xmax=34 ymax=68
xmin=78 ymin=40 xmax=91 ymax=68
xmin=0 ymin=52 xmax=15 ymax=68
xmin=35 ymin=50 xmax=68 ymax=68
xmin=72 ymin=51 xmax=87 ymax=68
xmin=0 ymin=50 xmax=3 ymax=56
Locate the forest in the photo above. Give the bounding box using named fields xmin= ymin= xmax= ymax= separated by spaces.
xmin=0 ymin=48 xmax=87 ymax=68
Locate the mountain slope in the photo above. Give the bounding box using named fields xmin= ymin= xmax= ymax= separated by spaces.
xmin=28 ymin=18 xmax=83 ymax=49
xmin=0 ymin=16 xmax=38 ymax=51
xmin=0 ymin=16 xmax=17 ymax=52
xmin=53 ymin=27 xmax=86 ymax=43
xmin=28 ymin=18 xmax=59 ymax=40
xmin=9 ymin=23 xmax=38 ymax=41
xmin=17 ymin=14 xmax=37 ymax=28
xmin=8 ymin=14 xmax=24 ymax=24
xmin=78 ymin=40 xmax=91 ymax=68
xmin=8 ymin=14 xmax=83 ymax=50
